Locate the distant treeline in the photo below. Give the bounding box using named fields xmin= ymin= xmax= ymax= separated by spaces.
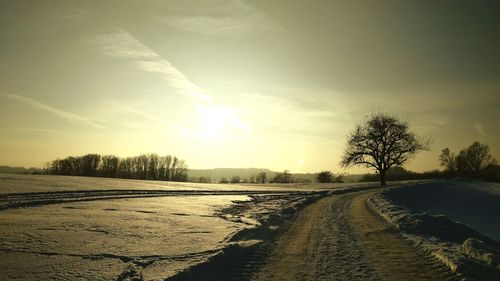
xmin=198 ymin=170 xmax=299 ymax=184
xmin=359 ymin=141 xmax=500 ymax=183
xmin=193 ymin=170 xmax=345 ymax=184
xmin=358 ymin=167 xmax=445 ymax=182
xmin=439 ymin=141 xmax=499 ymax=182
xmin=0 ymin=165 xmax=42 ymax=174
xmin=45 ymin=153 xmax=188 ymax=181
xmin=4 ymin=142 xmax=498 ymax=184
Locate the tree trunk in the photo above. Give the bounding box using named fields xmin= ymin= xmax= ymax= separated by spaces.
xmin=380 ymin=170 xmax=386 ymax=186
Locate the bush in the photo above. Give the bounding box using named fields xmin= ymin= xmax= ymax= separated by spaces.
xmin=316 ymin=171 xmax=333 ymax=183
xmin=270 ymin=170 xmax=294 ymax=183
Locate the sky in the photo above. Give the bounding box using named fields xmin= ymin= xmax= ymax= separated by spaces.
xmin=1 ymin=0 xmax=499 ymax=173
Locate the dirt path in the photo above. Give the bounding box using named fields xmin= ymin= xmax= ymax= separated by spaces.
xmin=252 ymin=190 xmax=455 ymax=281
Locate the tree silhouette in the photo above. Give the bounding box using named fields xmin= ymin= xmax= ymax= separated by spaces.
xmin=316 ymin=171 xmax=333 ymax=183
xmin=83 ymin=154 xmax=101 ymax=176
xmin=340 ymin=113 xmax=430 ymax=186
xmin=271 ymin=170 xmax=294 ymax=183
xmin=456 ymin=141 xmax=496 ymax=177
xmin=100 ymin=155 xmax=118 ymax=178
xmin=47 ymin=153 xmax=188 ymax=182
xmin=439 ymin=148 xmax=457 ymax=176
xmin=230 ymin=176 xmax=241 ymax=183
xmin=255 ymin=172 xmax=268 ymax=184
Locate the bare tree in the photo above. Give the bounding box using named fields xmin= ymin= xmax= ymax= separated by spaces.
xmin=47 ymin=153 xmax=188 ymax=182
xmin=118 ymin=157 xmax=133 ymax=179
xmin=340 ymin=113 xmax=430 ymax=186
xmin=100 ymin=155 xmax=119 ymax=178
xmin=171 ymin=158 xmax=188 ymax=181
xmin=230 ymin=176 xmax=241 ymax=183
xmin=255 ymin=172 xmax=268 ymax=184
xmin=316 ymin=171 xmax=333 ymax=183
xmin=147 ymin=153 xmax=159 ymax=180
xmin=157 ymin=156 xmax=167 ymax=181
xmin=271 ymin=170 xmax=294 ymax=183
xmin=137 ymin=154 xmax=148 ymax=180
xmin=439 ymin=148 xmax=457 ymax=176
xmin=248 ymin=174 xmax=256 ymax=183
xmin=164 ymin=155 xmax=173 ymax=181
xmin=82 ymin=154 xmax=101 ymax=177
xmin=456 ymin=141 xmax=496 ymax=177
xmin=170 ymin=156 xmax=179 ymax=180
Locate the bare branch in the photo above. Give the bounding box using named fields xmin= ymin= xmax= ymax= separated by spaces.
xmin=340 ymin=113 xmax=429 ymax=185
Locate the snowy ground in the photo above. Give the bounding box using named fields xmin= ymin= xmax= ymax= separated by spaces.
xmin=368 ymin=180 xmax=500 ymax=281
xmin=0 ymin=174 xmax=350 ymax=280
xmin=5 ymin=174 xmax=486 ymax=280
xmin=0 ymin=195 xmax=251 ymax=280
xmin=0 ymin=174 xmax=369 ymax=194
xmin=382 ymin=180 xmax=500 ymax=240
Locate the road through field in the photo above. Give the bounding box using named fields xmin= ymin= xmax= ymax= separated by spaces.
xmin=252 ymin=190 xmax=455 ymax=281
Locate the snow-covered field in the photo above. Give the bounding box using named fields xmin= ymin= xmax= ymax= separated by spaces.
xmin=369 ymin=180 xmax=500 ymax=280
xmin=6 ymin=174 xmax=491 ymax=280
xmin=0 ymin=174 xmax=354 ymax=194
xmin=0 ymin=174 xmax=360 ymax=280
xmin=384 ymin=180 xmax=500 ymax=241
xmin=0 ymin=195 xmax=253 ymax=280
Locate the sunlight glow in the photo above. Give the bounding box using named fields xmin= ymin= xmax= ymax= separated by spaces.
xmin=196 ymin=105 xmax=250 ymax=141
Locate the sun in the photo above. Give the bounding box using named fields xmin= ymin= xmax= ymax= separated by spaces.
xmin=198 ymin=107 xmax=227 ymax=140
xmin=196 ymin=106 xmax=250 ymax=141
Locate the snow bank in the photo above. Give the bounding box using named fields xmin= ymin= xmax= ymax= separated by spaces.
xmin=368 ymin=183 xmax=500 ymax=281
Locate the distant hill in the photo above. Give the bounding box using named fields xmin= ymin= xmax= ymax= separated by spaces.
xmin=187 ymin=168 xmax=273 ymax=182
xmin=0 ymin=166 xmax=42 ymax=174
xmin=0 ymin=165 xmax=366 ymax=183
xmin=187 ymin=168 xmax=361 ymax=183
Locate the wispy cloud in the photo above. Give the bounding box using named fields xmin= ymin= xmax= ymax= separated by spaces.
xmin=160 ymin=15 xmax=272 ymax=36
xmin=219 ymin=91 xmax=349 ymax=144
xmin=158 ymin=0 xmax=279 ymax=37
xmin=104 ymin=100 xmax=189 ymax=135
xmin=91 ymin=30 xmax=158 ymax=59
xmin=61 ymin=8 xmax=91 ymax=19
xmin=135 ymin=60 xmax=209 ymax=100
xmin=91 ymin=29 xmax=209 ymax=100
xmin=474 ymin=123 xmax=487 ymax=137
xmin=105 ymin=99 xmax=166 ymax=123
xmin=5 ymin=94 xmax=105 ymax=129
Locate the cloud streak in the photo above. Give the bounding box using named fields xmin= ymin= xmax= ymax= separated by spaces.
xmin=160 ymin=15 xmax=271 ymax=36
xmin=91 ymin=29 xmax=209 ymax=100
xmin=5 ymin=94 xmax=105 ymax=129
xmin=158 ymin=0 xmax=279 ymax=37
xmin=91 ymin=30 xmax=158 ymax=59
xmin=135 ymin=60 xmax=209 ymax=100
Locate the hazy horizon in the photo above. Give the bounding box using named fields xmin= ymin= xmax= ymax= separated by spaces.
xmin=1 ymin=0 xmax=499 ymax=174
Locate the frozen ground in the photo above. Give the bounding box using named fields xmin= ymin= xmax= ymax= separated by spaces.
xmin=369 ymin=181 xmax=500 ymax=280
xmin=4 ymin=174 xmax=480 ymax=280
xmin=383 ymin=180 xmax=500 ymax=241
xmin=0 ymin=195 xmax=253 ymax=280
xmin=0 ymin=174 xmax=347 ymax=280
xmin=0 ymin=174 xmax=372 ymax=194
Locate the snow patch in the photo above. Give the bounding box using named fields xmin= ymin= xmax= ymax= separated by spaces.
xmin=368 ymin=185 xmax=500 ymax=281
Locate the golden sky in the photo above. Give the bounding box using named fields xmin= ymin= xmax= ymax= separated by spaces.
xmin=1 ymin=0 xmax=499 ymax=173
